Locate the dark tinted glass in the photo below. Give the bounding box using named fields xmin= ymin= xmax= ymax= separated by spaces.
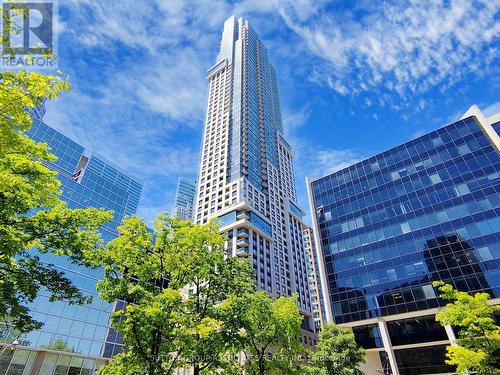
xmin=395 ymin=345 xmax=455 ymax=375
xmin=387 ymin=315 xmax=447 ymax=346
xmin=352 ymin=324 xmax=383 ymax=349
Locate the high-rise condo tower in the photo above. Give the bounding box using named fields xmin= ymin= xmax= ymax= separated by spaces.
xmin=194 ymin=16 xmax=314 ymax=339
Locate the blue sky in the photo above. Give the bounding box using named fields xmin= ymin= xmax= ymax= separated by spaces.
xmin=44 ymin=0 xmax=499 ymax=224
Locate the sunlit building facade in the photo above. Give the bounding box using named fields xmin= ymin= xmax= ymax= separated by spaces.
xmin=303 ymin=227 xmax=326 ymax=333
xmin=193 ymin=16 xmax=314 ymax=341
xmin=0 ymin=115 xmax=142 ymax=375
xmin=308 ymin=106 xmax=500 ymax=375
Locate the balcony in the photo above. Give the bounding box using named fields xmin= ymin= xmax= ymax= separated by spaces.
xmin=236 ymin=211 xmax=250 ymax=220
xmin=236 ymin=238 xmax=249 ymax=247
xmin=236 ymin=247 xmax=250 ymax=257
xmin=237 ymin=229 xmax=249 ymax=238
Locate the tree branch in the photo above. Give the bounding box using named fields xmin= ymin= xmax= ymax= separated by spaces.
xmin=131 ymin=319 xmax=149 ymax=361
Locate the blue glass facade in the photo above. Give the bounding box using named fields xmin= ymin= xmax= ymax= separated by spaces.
xmin=248 ymin=212 xmax=272 ymax=238
xmin=310 ymin=115 xmax=500 ymax=325
xmin=172 ymin=178 xmax=196 ymax=220
xmin=217 ymin=211 xmax=237 ymax=227
xmin=1 ymin=118 xmax=142 ymax=374
xmin=289 ymin=201 xmax=303 ymax=219
xmin=225 ymin=19 xmax=282 ymax=189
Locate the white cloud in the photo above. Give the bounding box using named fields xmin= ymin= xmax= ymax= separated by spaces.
xmin=62 ymin=0 xmax=276 ymax=50
xmin=43 ymin=74 xmax=201 ymax=224
xmin=411 ymin=129 xmax=427 ymax=140
xmin=310 ymin=149 xmax=364 ymax=176
xmin=58 ymin=0 xmax=284 ymax=125
xmin=59 ymin=2 xmax=220 ymax=122
xmin=44 ymin=91 xmax=200 ymax=178
xmin=271 ymin=0 xmax=328 ymax=22
xmin=275 ymin=0 xmax=500 ymax=103
xmin=64 ymin=1 xmax=197 ymax=50
xmin=282 ymin=103 xmax=311 ymax=133
xmin=483 ymin=101 xmax=500 ymax=117
xmin=129 ymin=50 xmax=207 ymax=122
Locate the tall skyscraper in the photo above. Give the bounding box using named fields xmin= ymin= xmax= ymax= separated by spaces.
xmin=172 ymin=178 xmax=196 ymax=221
xmin=308 ymin=106 xmax=500 ymax=375
xmin=194 ymin=16 xmax=314 ymax=339
xmin=0 ymin=115 xmax=143 ymax=375
xmin=303 ymin=227 xmax=326 ymax=333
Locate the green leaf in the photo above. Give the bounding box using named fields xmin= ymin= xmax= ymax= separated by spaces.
xmin=434 ymin=282 xmax=500 ymax=374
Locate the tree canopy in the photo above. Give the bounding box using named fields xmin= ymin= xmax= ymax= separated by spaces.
xmin=91 ymin=214 xmax=255 ymax=375
xmin=305 ymin=324 xmax=365 ymax=375
xmin=433 ymin=281 xmax=500 ymax=375
xmin=220 ymin=291 xmax=305 ymax=375
xmin=0 ymin=70 xmax=112 ymax=332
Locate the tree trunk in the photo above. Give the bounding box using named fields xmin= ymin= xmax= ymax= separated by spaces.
xmin=193 ymin=363 xmax=200 ymax=375
xmin=258 ymin=355 xmax=265 ymax=375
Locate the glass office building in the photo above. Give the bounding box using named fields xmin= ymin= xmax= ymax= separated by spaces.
xmin=171 ymin=178 xmax=196 ymax=221
xmin=308 ymin=106 xmax=500 ymax=375
xmin=0 ymin=115 xmax=142 ymax=375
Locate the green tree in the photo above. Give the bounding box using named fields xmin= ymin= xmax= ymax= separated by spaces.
xmin=221 ymin=291 xmax=305 ymax=375
xmin=305 ymin=324 xmax=365 ymax=375
xmin=91 ymin=214 xmax=254 ymax=375
xmin=433 ymin=281 xmax=500 ymax=374
xmin=170 ymin=220 xmax=254 ymax=375
xmin=0 ymin=70 xmax=112 ymax=333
